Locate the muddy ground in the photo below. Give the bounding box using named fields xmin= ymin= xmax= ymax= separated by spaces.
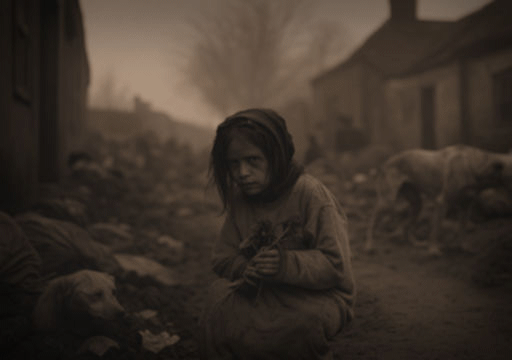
xmin=153 ymin=211 xmax=512 ymax=360
xmin=4 ymin=134 xmax=512 ymax=359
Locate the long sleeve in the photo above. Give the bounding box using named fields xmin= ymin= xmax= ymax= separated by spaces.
xmin=211 ymin=215 xmax=248 ymax=281
xmin=273 ymin=183 xmax=354 ymax=294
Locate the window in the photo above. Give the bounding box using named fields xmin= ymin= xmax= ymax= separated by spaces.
xmin=493 ymin=67 xmax=512 ymax=124
xmin=13 ymin=0 xmax=32 ymax=103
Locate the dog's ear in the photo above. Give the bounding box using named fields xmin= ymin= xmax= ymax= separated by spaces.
xmin=33 ymin=277 xmax=74 ymax=330
xmin=59 ymin=276 xmax=78 ymax=303
xmin=57 ymin=275 xmax=89 ymax=321
xmin=54 ymin=277 xmax=77 ymax=316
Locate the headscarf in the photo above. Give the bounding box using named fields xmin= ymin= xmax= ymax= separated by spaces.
xmin=215 ymin=108 xmax=303 ymax=205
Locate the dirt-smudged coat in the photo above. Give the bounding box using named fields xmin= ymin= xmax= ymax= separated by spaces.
xmin=200 ymin=174 xmax=355 ymax=360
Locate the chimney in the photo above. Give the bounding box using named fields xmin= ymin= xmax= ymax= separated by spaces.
xmin=134 ymin=96 xmax=151 ymax=114
xmin=389 ymin=0 xmax=417 ymax=22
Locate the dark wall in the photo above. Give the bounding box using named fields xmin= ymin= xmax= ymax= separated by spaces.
xmin=39 ymin=0 xmax=60 ymax=183
xmin=1 ymin=0 xmax=89 ymax=213
xmin=0 ymin=0 xmax=41 ymax=213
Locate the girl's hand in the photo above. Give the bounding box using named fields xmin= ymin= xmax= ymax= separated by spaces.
xmin=252 ymin=249 xmax=281 ymax=277
xmin=242 ymin=264 xmax=262 ymax=285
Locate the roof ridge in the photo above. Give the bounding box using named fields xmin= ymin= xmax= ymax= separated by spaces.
xmin=312 ymin=1 xmax=501 ymax=82
xmin=403 ymin=1 xmax=506 ymax=74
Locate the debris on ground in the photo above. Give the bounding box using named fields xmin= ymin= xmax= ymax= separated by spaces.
xmin=2 ymin=132 xmax=511 ymax=359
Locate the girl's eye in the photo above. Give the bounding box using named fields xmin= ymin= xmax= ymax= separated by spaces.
xmin=228 ymin=160 xmax=240 ymax=172
xmin=90 ymin=291 xmax=103 ymax=300
xmin=248 ymin=157 xmax=261 ymax=165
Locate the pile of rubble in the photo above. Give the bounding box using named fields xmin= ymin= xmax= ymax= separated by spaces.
xmin=1 ymin=131 xmax=219 ymax=359
xmin=3 ymin=132 xmax=511 ymax=359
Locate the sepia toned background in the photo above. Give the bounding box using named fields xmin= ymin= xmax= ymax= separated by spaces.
xmin=1 ymin=1 xmax=511 ymax=359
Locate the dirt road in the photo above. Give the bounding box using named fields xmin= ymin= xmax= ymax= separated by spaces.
xmin=172 ymin=212 xmax=512 ymax=360
xmin=7 ymin=135 xmax=510 ymax=359
xmin=334 ymin=249 xmax=512 ymax=360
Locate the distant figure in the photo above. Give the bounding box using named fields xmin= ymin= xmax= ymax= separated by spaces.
xmin=303 ymin=134 xmax=324 ymax=165
xmin=199 ymin=108 xmax=355 ymax=360
xmin=335 ymin=115 xmax=368 ymax=153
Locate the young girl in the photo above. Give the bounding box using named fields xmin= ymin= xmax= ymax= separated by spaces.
xmin=200 ymin=108 xmax=355 ymax=360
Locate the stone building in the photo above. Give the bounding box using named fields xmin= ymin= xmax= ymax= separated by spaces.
xmin=311 ymin=0 xmax=512 ymax=153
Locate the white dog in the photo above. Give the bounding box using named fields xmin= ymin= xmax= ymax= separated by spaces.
xmin=365 ymin=145 xmax=512 ymax=255
xmin=33 ymin=270 xmax=125 ymax=334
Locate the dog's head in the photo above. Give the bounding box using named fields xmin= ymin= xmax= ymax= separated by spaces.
xmin=490 ymin=154 xmax=512 ymax=184
xmin=65 ymin=270 xmax=125 ymax=321
xmin=34 ymin=270 xmax=125 ymax=333
xmin=458 ymin=148 xmax=512 ymax=189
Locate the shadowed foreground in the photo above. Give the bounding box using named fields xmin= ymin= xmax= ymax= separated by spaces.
xmin=3 ymin=134 xmax=511 ymax=359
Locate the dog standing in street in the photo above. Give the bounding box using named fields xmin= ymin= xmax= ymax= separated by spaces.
xmin=365 ymin=145 xmax=512 ymax=255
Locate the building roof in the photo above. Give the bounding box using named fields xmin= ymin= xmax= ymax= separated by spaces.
xmin=312 ymin=18 xmax=454 ymax=83
xmin=405 ymin=1 xmax=512 ymax=74
xmin=313 ymin=1 xmax=512 ymax=83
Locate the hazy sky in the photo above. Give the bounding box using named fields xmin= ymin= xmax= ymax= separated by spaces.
xmin=80 ymin=0 xmax=492 ymax=128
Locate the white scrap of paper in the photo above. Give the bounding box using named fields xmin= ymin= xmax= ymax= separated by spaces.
xmin=138 ymin=329 xmax=180 ymax=353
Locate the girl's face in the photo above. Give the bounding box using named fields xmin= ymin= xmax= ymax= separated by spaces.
xmin=227 ymin=134 xmax=270 ymax=196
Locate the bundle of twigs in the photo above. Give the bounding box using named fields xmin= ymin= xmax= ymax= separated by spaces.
xmin=230 ymin=217 xmax=302 ymax=299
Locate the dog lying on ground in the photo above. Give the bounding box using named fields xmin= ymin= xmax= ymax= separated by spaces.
xmin=365 ymin=144 xmax=512 ymax=255
xmin=33 ymin=269 xmax=125 ymax=335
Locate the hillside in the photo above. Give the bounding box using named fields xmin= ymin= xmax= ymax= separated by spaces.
xmin=87 ymin=107 xmax=215 ymax=153
xmin=147 ymin=111 xmax=215 ymax=152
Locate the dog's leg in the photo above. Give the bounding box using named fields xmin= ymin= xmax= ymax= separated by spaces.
xmin=426 ymin=152 xmax=461 ymax=256
xmin=427 ymin=195 xmax=445 ymax=256
xmin=404 ymin=209 xmax=425 ymax=247
xmin=365 ymin=169 xmax=388 ymax=253
xmin=364 ymin=200 xmax=384 ymax=253
xmin=454 ymin=195 xmax=480 ymax=251
xmin=397 ymin=182 xmax=426 ymax=247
